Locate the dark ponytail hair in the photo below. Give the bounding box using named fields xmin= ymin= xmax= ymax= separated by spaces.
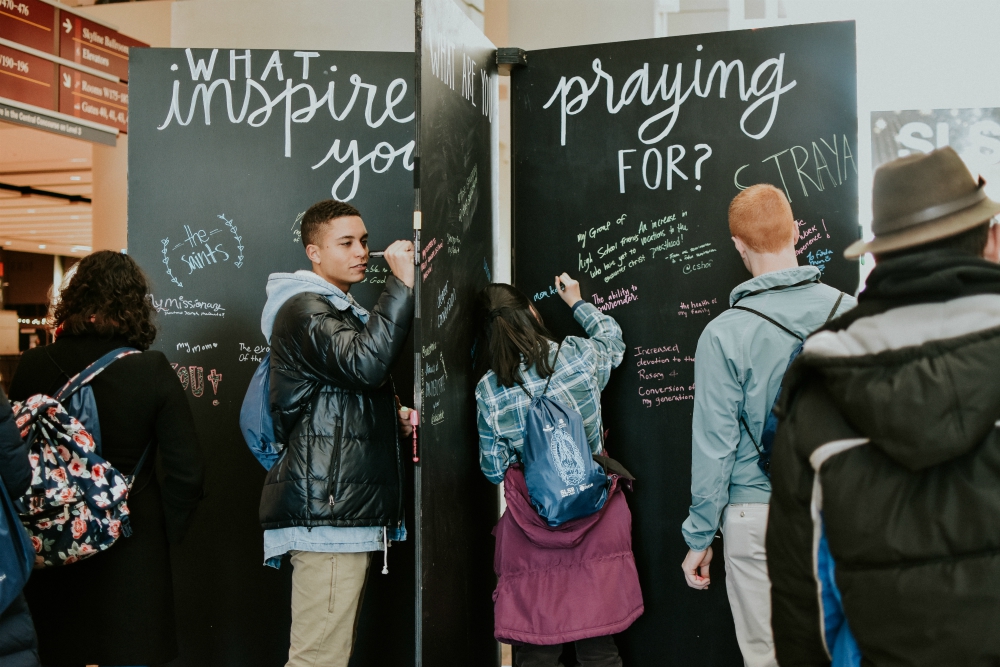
xmin=474 ymin=284 xmax=555 ymax=388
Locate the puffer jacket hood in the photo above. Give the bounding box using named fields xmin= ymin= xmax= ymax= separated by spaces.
xmin=797 ymin=252 xmax=1000 ymax=471
xmin=261 ymin=271 xmax=368 ymax=342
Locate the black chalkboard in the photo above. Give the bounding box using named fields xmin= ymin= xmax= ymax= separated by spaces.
xmin=128 ymin=48 xmax=416 ymax=667
xmin=415 ymin=1 xmax=499 ymax=664
xmin=511 ymin=23 xmax=858 ymax=665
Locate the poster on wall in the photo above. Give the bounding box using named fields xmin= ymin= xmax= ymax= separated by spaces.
xmin=511 ymin=21 xmax=859 ymax=665
xmin=128 ymin=47 xmax=416 ymax=667
xmin=872 ymin=108 xmax=1000 ymax=199
xmin=415 ymin=0 xmax=499 ymax=663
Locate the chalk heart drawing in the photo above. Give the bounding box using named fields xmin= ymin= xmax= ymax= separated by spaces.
xmin=160 ymin=214 xmax=245 ymax=287
xmin=549 ymin=420 xmax=586 ymax=486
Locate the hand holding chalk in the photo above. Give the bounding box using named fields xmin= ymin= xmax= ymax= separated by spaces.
xmin=384 ymin=240 xmax=415 ymax=288
xmin=555 ymin=273 xmax=583 ymax=307
xmin=397 ymin=401 xmax=414 ymax=438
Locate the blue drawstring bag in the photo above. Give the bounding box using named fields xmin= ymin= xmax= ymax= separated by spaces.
xmin=239 ymin=354 xmax=283 ymax=470
xmin=521 ymin=344 xmax=608 ymax=527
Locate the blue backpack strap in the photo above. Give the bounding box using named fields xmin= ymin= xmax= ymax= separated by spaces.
xmin=118 ymin=441 xmax=154 ymax=539
xmin=129 ymin=441 xmax=154 ymax=482
xmin=55 ymin=347 xmax=139 ymax=402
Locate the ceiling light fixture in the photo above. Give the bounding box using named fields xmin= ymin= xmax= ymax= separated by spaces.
xmin=69 ymin=176 xmax=82 ymax=181
xmin=38 ymin=245 xmax=46 ymax=250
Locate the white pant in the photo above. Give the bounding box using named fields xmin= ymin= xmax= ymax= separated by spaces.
xmin=722 ymin=503 xmax=778 ymax=667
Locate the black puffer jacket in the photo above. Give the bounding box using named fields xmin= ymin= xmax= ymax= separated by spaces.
xmin=261 ymin=275 xmax=413 ymax=529
xmin=767 ymin=252 xmax=1000 ymax=667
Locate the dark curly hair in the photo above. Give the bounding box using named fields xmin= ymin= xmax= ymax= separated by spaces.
xmin=301 ymin=199 xmax=361 ymax=248
xmin=53 ymin=250 xmax=157 ymax=349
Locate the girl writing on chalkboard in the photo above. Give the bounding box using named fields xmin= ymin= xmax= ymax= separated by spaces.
xmin=474 ymin=273 xmax=643 ymax=667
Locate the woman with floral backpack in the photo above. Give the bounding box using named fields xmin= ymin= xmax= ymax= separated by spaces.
xmin=8 ymin=251 xmax=205 ymax=667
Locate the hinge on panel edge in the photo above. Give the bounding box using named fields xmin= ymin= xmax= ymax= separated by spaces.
xmin=496 ymin=47 xmax=527 ymax=76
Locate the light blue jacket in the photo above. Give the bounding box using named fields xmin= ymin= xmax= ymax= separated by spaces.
xmin=681 ymin=266 xmax=856 ymax=551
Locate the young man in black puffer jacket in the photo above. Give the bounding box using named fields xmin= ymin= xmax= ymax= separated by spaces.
xmin=259 ymin=200 xmax=414 ymax=667
xmin=767 ymin=147 xmax=1000 ymax=666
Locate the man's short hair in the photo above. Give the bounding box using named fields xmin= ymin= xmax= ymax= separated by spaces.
xmin=728 ymin=184 xmax=796 ymax=254
xmin=301 ymin=200 xmax=361 ymax=248
xmin=877 ymin=219 xmax=992 ymax=260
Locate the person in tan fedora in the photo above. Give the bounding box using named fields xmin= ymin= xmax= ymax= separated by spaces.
xmin=766 ymin=146 xmax=1000 ymax=667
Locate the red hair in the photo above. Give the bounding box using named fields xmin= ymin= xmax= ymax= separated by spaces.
xmin=728 ymin=184 xmax=796 ymax=253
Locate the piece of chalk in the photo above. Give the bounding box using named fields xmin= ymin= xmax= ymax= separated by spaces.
xmin=370 ymin=251 xmax=385 ymax=257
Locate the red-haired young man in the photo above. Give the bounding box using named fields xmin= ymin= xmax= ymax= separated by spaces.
xmin=680 ymin=184 xmax=855 ymax=667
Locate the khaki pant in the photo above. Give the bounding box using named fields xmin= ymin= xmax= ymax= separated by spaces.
xmin=722 ymin=504 xmax=778 ymax=667
xmin=287 ymin=550 xmax=371 ymax=667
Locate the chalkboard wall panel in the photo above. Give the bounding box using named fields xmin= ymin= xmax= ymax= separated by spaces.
xmin=511 ymin=23 xmax=858 ymax=665
xmin=128 ymin=48 xmax=416 ymax=667
xmin=416 ymin=1 xmax=499 ymax=664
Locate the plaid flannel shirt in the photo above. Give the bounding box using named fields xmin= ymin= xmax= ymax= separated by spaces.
xmin=475 ymin=301 xmax=625 ymax=484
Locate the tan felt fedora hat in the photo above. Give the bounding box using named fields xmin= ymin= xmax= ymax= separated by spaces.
xmin=844 ymin=146 xmax=1000 ymax=259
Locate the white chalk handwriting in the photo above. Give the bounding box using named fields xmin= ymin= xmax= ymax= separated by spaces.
xmin=176 ymin=341 xmax=219 ymax=353
xmin=735 ymin=134 xmax=857 ymax=203
xmin=157 ymin=49 xmax=415 ymax=202
xmin=150 ymin=294 xmax=225 ymax=317
xmin=543 ymin=50 xmax=797 ymax=147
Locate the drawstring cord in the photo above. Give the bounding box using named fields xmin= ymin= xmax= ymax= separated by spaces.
xmin=381 ymin=527 xmax=389 ymax=575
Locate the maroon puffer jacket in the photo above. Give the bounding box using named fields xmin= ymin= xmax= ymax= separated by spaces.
xmin=492 ymin=466 xmax=643 ymax=645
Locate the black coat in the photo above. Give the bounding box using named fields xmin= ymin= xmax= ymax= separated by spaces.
xmin=767 ymin=252 xmax=1000 ymax=666
xmin=8 ymin=333 xmax=205 ymax=666
xmin=0 ymin=389 xmax=39 ymax=667
xmin=261 ymin=275 xmax=413 ymax=529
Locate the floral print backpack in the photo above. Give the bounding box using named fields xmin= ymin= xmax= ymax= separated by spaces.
xmin=13 ymin=348 xmax=151 ymax=568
